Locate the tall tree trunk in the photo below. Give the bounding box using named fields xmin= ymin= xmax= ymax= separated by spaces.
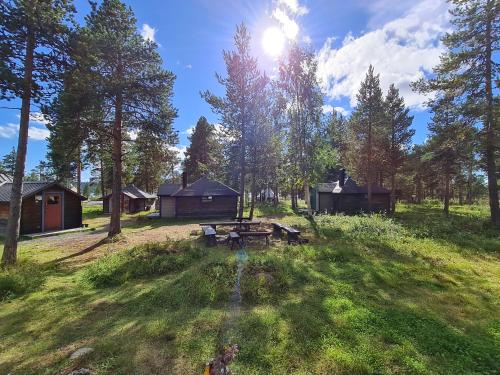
xmin=444 ymin=172 xmax=450 ymax=216
xmin=390 ymin=173 xmax=396 ymax=213
xmin=367 ymin=117 xmax=373 ymax=212
xmin=249 ymin=170 xmax=256 ymax=220
xmin=100 ymin=155 xmax=106 ymax=197
xmin=304 ymin=182 xmax=311 ymax=215
xmin=76 ymin=144 xmax=81 ymax=195
xmin=466 ymin=164 xmax=473 ymax=205
xmin=291 ymin=187 xmax=297 ymax=210
xmin=484 ymin=3 xmax=499 ymax=225
xmin=2 ymin=32 xmax=35 ymax=266
xmin=237 ymin=132 xmax=246 ymax=219
xmin=109 ymin=91 xmax=123 ymax=237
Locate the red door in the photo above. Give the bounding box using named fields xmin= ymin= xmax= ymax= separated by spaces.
xmin=44 ymin=193 xmax=62 ymax=231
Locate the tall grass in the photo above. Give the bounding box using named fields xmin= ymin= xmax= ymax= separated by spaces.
xmin=82 ymin=241 xmax=208 ymax=287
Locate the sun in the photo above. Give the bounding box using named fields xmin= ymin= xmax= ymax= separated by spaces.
xmin=262 ymin=27 xmax=285 ymax=57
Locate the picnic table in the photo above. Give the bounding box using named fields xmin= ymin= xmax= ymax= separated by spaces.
xmin=200 ymin=221 xmax=261 ymax=232
xmin=272 ymin=222 xmax=302 ymax=244
xmin=201 ymin=225 xmax=217 ymax=246
xmin=228 ymin=230 xmax=272 ymax=249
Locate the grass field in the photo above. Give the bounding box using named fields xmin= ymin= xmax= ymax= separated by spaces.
xmin=0 ymin=203 xmax=499 ymax=374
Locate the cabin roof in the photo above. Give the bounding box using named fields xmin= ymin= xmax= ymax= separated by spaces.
xmin=157 ymin=183 xmax=182 ymax=196
xmin=172 ymin=176 xmax=239 ymax=197
xmin=317 ymin=177 xmax=389 ymax=195
xmin=0 ymin=173 xmax=13 ymax=185
xmin=104 ymin=185 xmax=156 ymax=200
xmin=0 ymin=181 xmax=87 ymax=202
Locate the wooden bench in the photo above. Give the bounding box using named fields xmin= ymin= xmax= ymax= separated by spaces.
xmin=201 ymin=225 xmax=217 ymax=246
xmin=227 ymin=231 xmax=242 ymax=250
xmin=272 ymin=222 xmax=302 ymax=244
xmin=238 ymin=231 xmax=272 ymax=247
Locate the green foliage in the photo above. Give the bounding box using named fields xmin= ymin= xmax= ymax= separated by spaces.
xmin=82 ymin=241 xmax=207 ymax=287
xmin=0 ymin=147 xmax=16 ymax=176
xmin=0 ymin=261 xmax=45 ymax=300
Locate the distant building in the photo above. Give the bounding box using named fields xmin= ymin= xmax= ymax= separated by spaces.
xmin=311 ymin=169 xmax=390 ymax=214
xmin=157 ymin=175 xmax=239 ymax=219
xmin=0 ymin=181 xmax=86 ymax=235
xmin=102 ymin=185 xmax=156 ymax=214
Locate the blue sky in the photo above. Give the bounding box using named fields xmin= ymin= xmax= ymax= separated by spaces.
xmin=0 ymin=0 xmax=449 ymax=180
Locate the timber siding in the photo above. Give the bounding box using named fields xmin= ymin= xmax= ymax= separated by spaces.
xmin=175 ymin=196 xmax=238 ymax=218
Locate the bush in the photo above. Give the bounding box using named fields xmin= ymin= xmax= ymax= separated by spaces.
xmin=82 ymin=241 xmax=208 ymax=288
xmin=0 ymin=261 xmax=45 ymax=300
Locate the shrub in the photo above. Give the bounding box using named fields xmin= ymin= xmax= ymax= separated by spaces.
xmin=0 ymin=261 xmax=45 ymax=300
xmin=82 ymin=241 xmax=208 ymax=288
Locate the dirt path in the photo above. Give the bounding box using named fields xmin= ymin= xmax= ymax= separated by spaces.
xmin=23 ymin=222 xmax=201 ymax=267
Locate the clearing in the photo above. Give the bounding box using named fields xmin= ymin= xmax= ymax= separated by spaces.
xmin=0 ymin=202 xmax=499 ymax=374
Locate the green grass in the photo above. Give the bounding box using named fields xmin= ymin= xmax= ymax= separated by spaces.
xmin=0 ymin=203 xmax=499 ymax=374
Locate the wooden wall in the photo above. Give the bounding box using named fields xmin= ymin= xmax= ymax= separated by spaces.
xmin=318 ymin=193 xmax=390 ymax=214
xmin=64 ymin=191 xmax=82 ymax=229
xmin=176 ymin=196 xmax=237 ymax=218
xmin=160 ymin=197 xmax=175 ymax=218
xmin=21 ymin=196 xmax=42 ymax=234
xmin=0 ymin=202 xmax=8 ymax=235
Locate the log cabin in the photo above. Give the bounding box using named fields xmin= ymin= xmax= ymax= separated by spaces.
xmin=311 ymin=169 xmax=390 ymax=214
xmin=102 ymin=185 xmax=156 ymax=214
xmin=0 ymin=181 xmax=86 ymax=235
xmin=158 ymin=175 xmax=239 ymax=219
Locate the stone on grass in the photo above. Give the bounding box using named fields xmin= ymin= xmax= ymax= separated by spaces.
xmin=70 ymin=347 xmax=94 ymax=360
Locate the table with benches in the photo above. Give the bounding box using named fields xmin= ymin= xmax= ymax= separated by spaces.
xmin=200 ymin=221 xmax=261 ymax=232
xmin=227 ymin=230 xmax=272 ymax=249
xmin=272 ymin=222 xmax=303 ymax=244
xmin=201 ymin=225 xmax=217 ymax=246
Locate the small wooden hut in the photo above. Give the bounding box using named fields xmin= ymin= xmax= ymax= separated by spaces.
xmin=311 ymin=170 xmax=390 ymax=214
xmin=102 ymin=185 xmax=156 ymax=214
xmin=157 ymin=175 xmax=239 ymax=219
xmin=0 ymin=181 xmax=86 ymax=235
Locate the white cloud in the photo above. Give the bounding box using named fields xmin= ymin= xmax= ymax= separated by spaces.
xmin=322 ymin=104 xmax=334 ymax=114
xmin=140 ymin=23 xmax=156 ymax=42
xmin=0 ymin=122 xmax=49 ymax=141
xmin=184 ymin=126 xmax=194 ymax=136
xmin=335 ymin=106 xmax=350 ymax=117
xmin=302 ymin=35 xmax=312 ymax=44
xmin=169 ymin=145 xmax=187 ymax=161
xmin=322 ymin=105 xmax=350 ymax=117
xmin=29 ymin=112 xmax=49 ymax=126
xmin=185 ymin=64 xmax=192 ymax=69
xmin=128 ymin=130 xmax=138 ymax=140
xmin=317 ymin=0 xmax=449 ymax=109
xmin=277 ymin=0 xmax=308 ymax=16
xmin=273 ymin=8 xmax=299 ymax=40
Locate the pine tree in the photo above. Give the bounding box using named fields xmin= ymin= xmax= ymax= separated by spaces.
xmin=83 ymin=0 xmax=177 ymax=237
xmin=203 ymin=23 xmax=267 ymax=218
xmin=0 ymin=0 xmax=75 ymax=265
xmin=413 ymin=0 xmax=499 ymax=224
xmin=385 ymin=84 xmax=414 ymax=213
xmin=277 ymin=44 xmax=323 ymax=213
xmin=184 ymin=116 xmax=219 ymax=182
xmin=347 ymin=65 xmax=386 ymax=211
xmin=0 ymin=148 xmax=17 ymax=176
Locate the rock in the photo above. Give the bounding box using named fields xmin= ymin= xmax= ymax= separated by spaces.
xmin=68 ymin=369 xmax=91 ymax=375
xmin=70 ymin=347 xmax=94 ymax=360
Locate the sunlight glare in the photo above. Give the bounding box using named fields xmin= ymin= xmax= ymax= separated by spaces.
xmin=262 ymin=27 xmax=286 ymax=57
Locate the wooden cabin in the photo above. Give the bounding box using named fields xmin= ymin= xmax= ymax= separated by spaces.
xmin=157 ymin=175 xmax=239 ymax=219
xmin=0 ymin=181 xmax=86 ymax=235
xmin=102 ymin=185 xmax=156 ymax=214
xmin=311 ymin=170 xmax=390 ymax=214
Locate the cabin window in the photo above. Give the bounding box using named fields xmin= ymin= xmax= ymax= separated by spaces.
xmin=202 ymin=196 xmax=213 ymax=203
xmin=47 ymin=195 xmax=60 ymax=205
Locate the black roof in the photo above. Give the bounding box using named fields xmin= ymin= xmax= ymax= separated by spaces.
xmin=157 ymin=183 xmax=182 ymax=196
xmin=171 ymin=176 xmax=239 ymax=197
xmin=0 ymin=181 xmax=87 ymax=203
xmin=317 ymin=177 xmax=389 ymax=195
xmin=104 ymin=185 xmax=156 ymax=199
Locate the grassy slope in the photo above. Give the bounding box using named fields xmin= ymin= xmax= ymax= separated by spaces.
xmin=0 ymin=203 xmax=499 ymax=374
